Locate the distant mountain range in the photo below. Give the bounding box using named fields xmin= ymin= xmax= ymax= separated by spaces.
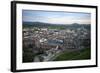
xmin=23 ymin=22 xmax=90 ymax=25
xmin=23 ymin=22 xmax=90 ymax=29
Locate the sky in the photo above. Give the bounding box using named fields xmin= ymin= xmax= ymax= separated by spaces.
xmin=22 ymin=10 xmax=91 ymax=24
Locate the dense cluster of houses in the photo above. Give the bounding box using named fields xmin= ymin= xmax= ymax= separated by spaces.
xmin=23 ymin=25 xmax=90 ymax=62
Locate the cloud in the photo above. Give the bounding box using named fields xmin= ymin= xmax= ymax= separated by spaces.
xmin=22 ymin=10 xmax=91 ymax=24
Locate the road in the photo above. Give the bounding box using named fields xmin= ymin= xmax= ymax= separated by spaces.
xmin=34 ymin=56 xmax=40 ymax=62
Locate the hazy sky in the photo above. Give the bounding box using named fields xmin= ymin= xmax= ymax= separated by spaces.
xmin=22 ymin=10 xmax=91 ymax=24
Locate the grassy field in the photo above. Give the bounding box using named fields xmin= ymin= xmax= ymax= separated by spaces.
xmin=53 ymin=48 xmax=91 ymax=61
xmin=48 ymin=26 xmax=66 ymax=30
